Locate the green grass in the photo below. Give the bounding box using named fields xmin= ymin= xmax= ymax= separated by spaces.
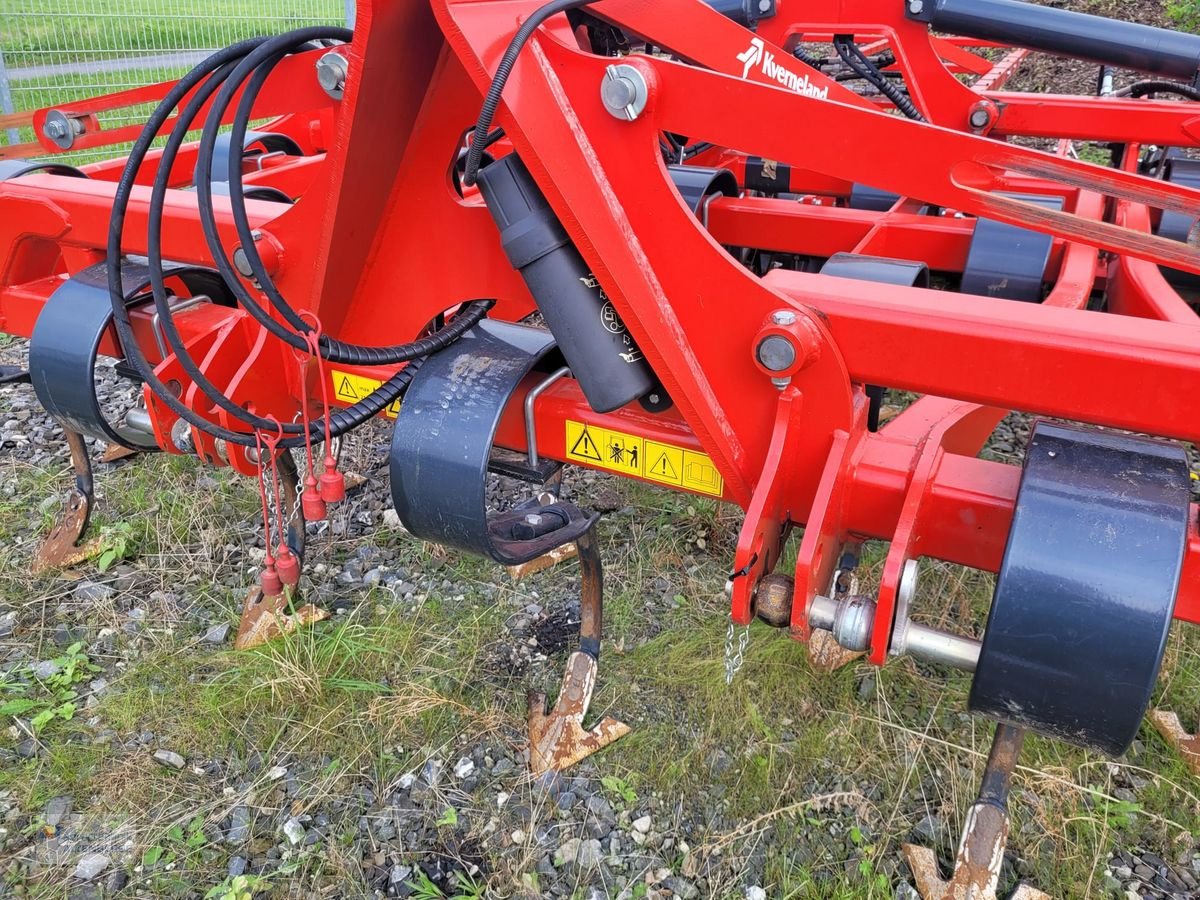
xmin=1168 ymin=0 xmax=1200 ymax=32
xmin=4 ymin=427 xmax=1200 ymax=898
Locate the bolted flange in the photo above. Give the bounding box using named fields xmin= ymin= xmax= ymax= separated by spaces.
xmin=601 ymin=64 xmax=648 ymax=121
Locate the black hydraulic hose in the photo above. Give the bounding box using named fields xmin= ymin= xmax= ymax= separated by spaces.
xmin=197 ymin=29 xmax=487 ymax=367
xmin=144 ymin=38 xmax=492 ymax=438
xmin=833 ymin=37 xmax=925 ymax=121
xmin=111 ymin=40 xmax=491 ymax=445
xmin=462 ymin=0 xmax=597 ymax=187
xmin=1115 ymin=79 xmax=1200 ymax=101
xmin=198 ymin=28 xmax=342 ymax=339
xmin=108 ymin=41 xmax=284 ymax=447
xmin=146 ymin=55 xmax=299 ymax=436
xmin=792 ymin=45 xmax=826 ymax=69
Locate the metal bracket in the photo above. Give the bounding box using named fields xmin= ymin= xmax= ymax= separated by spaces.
xmin=391 ymin=320 xmax=596 ymax=566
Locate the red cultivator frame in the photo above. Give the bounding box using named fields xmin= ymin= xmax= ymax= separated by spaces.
xmin=4 ymin=0 xmax=1200 ymax=894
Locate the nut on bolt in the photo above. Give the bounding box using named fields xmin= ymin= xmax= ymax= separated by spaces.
xmin=42 ymin=109 xmax=86 ymax=150
xmin=316 ymin=50 xmax=349 ymax=101
xmin=601 ymin=64 xmax=648 ymax=121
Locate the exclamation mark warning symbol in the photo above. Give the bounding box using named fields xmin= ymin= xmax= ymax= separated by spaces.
xmin=568 ymin=425 xmax=603 ymax=462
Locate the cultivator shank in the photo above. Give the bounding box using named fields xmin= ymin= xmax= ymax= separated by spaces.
xmin=5 ymin=0 xmax=1200 ymax=891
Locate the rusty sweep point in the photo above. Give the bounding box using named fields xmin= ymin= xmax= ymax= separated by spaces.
xmin=34 ymin=487 xmax=96 ymax=573
xmin=903 ymin=806 xmax=1050 ymax=900
xmin=528 ymin=650 xmax=630 ymax=776
xmin=99 ymin=443 xmax=139 ymax=464
xmin=34 ymin=429 xmax=97 ymax=573
xmin=905 ymin=724 xmax=1048 ymax=900
xmin=1148 ymin=709 xmax=1200 ymax=775
xmin=506 ymin=541 xmax=578 ymax=580
xmin=234 ymin=584 xmax=329 ymax=650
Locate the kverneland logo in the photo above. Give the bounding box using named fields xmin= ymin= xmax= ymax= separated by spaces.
xmin=736 ymin=37 xmax=829 ymax=100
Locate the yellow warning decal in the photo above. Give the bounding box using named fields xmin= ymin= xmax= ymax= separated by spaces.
xmin=330 ymin=371 xmax=401 ymax=418
xmin=565 ymin=420 xmax=723 ymax=497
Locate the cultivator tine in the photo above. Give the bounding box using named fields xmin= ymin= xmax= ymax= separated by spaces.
xmin=904 ymin=724 xmax=1049 ymax=900
xmin=527 ymin=529 xmax=630 ymax=775
xmin=34 ymin=428 xmax=98 ymax=573
xmin=1148 ymin=710 xmax=1200 ymax=775
xmin=528 ymin=650 xmax=631 ymax=775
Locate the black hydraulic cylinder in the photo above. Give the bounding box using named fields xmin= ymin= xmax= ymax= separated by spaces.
xmin=477 ymin=153 xmax=656 ymax=414
xmin=702 ymin=0 xmax=777 ymax=28
xmin=908 ymin=0 xmax=1200 ymax=80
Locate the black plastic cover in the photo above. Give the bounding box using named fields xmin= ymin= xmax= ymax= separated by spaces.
xmin=389 ymin=320 xmax=598 ymax=566
xmin=668 ymin=165 xmax=739 ymax=215
xmin=29 ymin=262 xmax=229 ymax=451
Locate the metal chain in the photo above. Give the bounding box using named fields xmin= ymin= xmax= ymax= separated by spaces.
xmin=724 ymin=618 xmax=751 ymax=685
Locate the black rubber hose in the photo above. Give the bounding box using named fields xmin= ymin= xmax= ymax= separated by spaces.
xmin=111 ymin=41 xmax=489 ymax=446
xmin=462 ymin=0 xmax=597 ymax=187
xmin=147 ymin=52 xmax=476 ymax=438
xmin=834 ymin=37 xmax=924 ymax=122
xmin=108 ymin=40 xmax=280 ymax=447
xmin=792 ymin=45 xmax=826 ymax=69
xmin=197 ymin=28 xmax=490 ymax=367
xmin=1116 ymin=79 xmax=1200 ymax=101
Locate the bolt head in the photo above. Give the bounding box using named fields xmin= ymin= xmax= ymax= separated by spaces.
xmin=969 ymin=108 xmax=991 ymax=129
xmin=770 ymin=309 xmax=797 ymax=326
xmin=757 ymin=335 xmax=797 ymax=372
xmin=43 ymin=120 xmax=67 ymax=139
xmin=232 ymin=247 xmax=254 ymax=278
xmin=908 ymin=0 xmax=924 ymax=13
xmin=601 ymin=75 xmax=637 ymax=116
xmin=758 ymin=0 xmax=772 ymax=11
xmin=523 ymin=513 xmax=544 ymax=527
xmin=170 ymin=419 xmax=194 ymax=453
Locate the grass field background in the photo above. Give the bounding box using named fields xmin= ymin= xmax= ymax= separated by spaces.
xmin=0 ymin=0 xmax=345 ymax=162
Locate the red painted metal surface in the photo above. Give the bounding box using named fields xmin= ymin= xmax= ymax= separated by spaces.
xmin=2 ymin=0 xmax=1200 ymax=659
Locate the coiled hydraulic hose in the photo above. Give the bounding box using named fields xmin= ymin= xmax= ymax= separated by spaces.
xmin=109 ymin=36 xmax=491 ymax=447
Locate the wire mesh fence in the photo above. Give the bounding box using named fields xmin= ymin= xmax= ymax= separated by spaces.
xmin=0 ymin=0 xmax=350 ymax=161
